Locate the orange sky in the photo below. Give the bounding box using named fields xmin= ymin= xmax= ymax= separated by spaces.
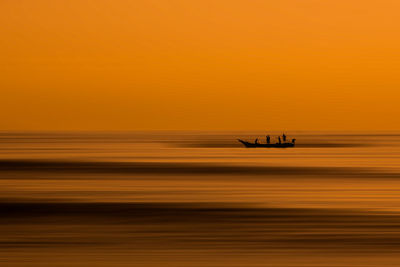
xmin=1 ymin=0 xmax=400 ymax=131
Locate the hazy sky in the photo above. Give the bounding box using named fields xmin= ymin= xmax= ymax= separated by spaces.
xmin=1 ymin=0 xmax=400 ymax=131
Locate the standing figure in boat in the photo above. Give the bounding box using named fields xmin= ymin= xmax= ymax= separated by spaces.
xmin=282 ymin=133 xmax=286 ymax=142
xmin=266 ymin=135 xmax=270 ymax=144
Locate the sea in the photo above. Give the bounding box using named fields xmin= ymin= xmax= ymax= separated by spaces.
xmin=1 ymin=131 xmax=400 ymax=266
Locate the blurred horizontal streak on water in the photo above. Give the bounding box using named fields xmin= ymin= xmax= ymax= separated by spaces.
xmin=1 ymin=202 xmax=400 ymax=251
xmin=1 ymin=160 xmax=400 ymax=180
xmin=1 ymin=131 xmax=400 ymax=266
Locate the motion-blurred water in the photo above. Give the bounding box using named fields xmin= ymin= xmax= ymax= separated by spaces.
xmin=1 ymin=131 xmax=400 ymax=266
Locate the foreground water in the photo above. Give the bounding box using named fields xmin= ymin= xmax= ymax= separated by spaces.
xmin=1 ymin=131 xmax=400 ymax=266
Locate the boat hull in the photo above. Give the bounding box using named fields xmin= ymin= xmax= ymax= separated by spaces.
xmin=238 ymin=139 xmax=295 ymax=148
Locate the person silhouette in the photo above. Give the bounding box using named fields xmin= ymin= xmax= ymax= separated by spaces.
xmin=278 ymin=136 xmax=281 ymax=144
xmin=255 ymin=138 xmax=259 ymax=144
xmin=282 ymin=133 xmax=286 ymax=142
xmin=266 ymin=135 xmax=270 ymax=144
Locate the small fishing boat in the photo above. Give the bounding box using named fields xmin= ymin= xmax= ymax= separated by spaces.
xmin=237 ymin=138 xmax=296 ymax=148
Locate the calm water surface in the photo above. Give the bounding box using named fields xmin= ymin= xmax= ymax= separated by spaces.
xmin=1 ymin=131 xmax=400 ymax=266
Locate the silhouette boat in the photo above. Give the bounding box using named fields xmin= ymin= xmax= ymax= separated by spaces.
xmin=238 ymin=139 xmax=295 ymax=148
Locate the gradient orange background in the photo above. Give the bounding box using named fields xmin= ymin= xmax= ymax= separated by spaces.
xmin=1 ymin=0 xmax=399 ymax=131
